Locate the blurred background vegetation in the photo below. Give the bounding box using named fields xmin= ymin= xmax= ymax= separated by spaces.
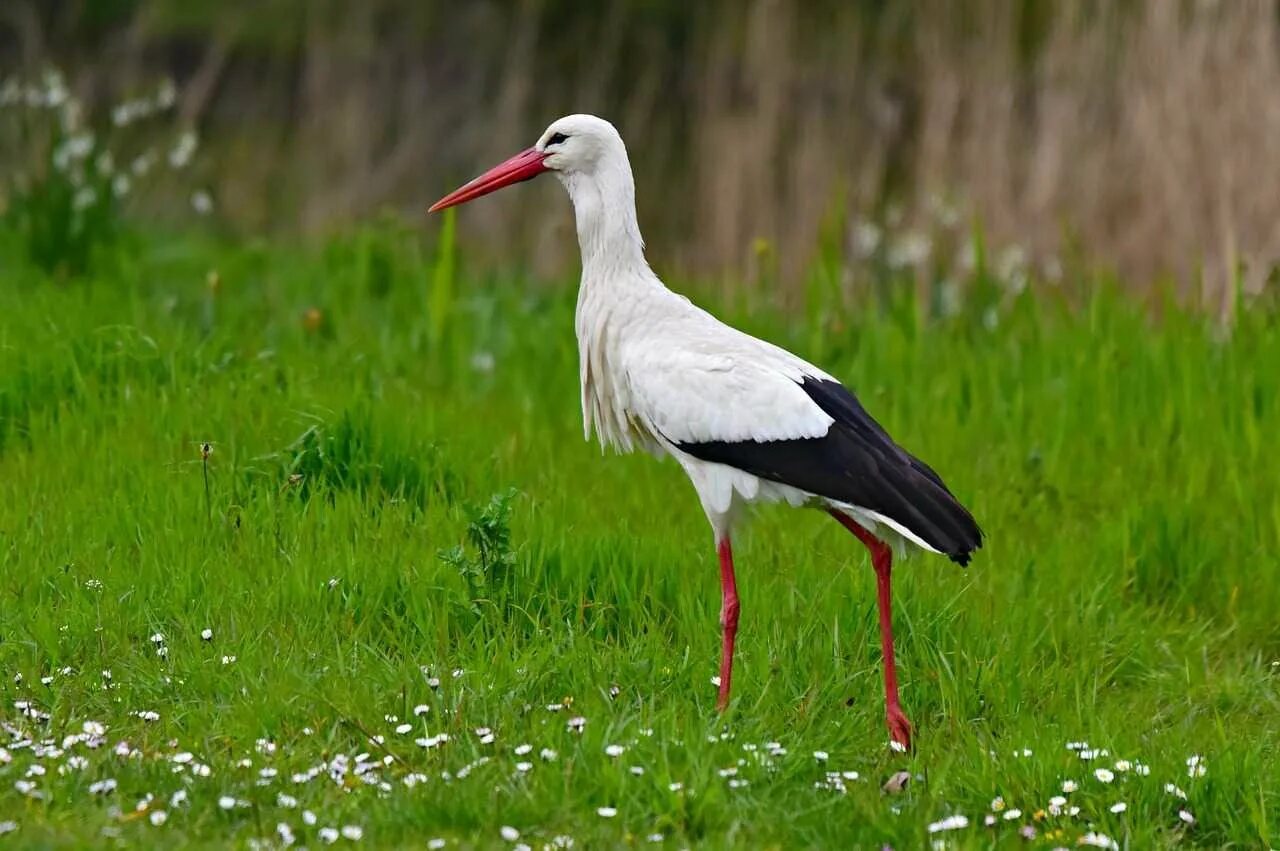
xmin=2 ymin=0 xmax=1279 ymax=311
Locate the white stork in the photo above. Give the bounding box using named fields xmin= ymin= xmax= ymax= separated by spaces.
xmin=429 ymin=114 xmax=982 ymax=748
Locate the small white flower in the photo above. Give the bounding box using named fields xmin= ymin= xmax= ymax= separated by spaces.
xmin=149 ymin=810 xmax=167 ymax=826
xmin=319 ymin=827 xmax=340 ymax=844
xmin=515 ymin=761 xmax=532 ymax=773
xmin=500 ymin=826 xmax=520 ymax=841
xmin=168 ymin=131 xmax=198 ymax=169
xmin=889 ymin=740 xmax=908 ymax=753
xmin=1186 ymin=755 xmax=1206 ymax=778
xmin=629 ymin=766 xmax=645 ymax=776
xmin=201 ymin=628 xmax=213 ymax=641
xmin=540 ymin=748 xmax=558 ymax=761
xmin=191 ymin=190 xmax=214 ymax=216
xmin=514 ymin=744 xmax=532 ymax=756
xmin=413 ymin=704 xmax=429 ymax=716
xmin=218 ymin=796 xmax=236 ymax=810
xmin=451 ymin=668 xmax=464 ymax=679
xmin=428 ymin=841 xmax=446 ymax=850
xmin=1078 ymin=832 xmax=1119 ymax=850
xmin=1113 ymin=759 xmax=1131 ymax=772
xmin=0 ymin=822 xmax=15 ymax=836
xmin=395 ymin=724 xmax=412 ymax=735
xmin=221 ymin=655 xmax=236 ymax=665
xmin=710 ymin=676 xmax=721 ymax=687
xmin=668 ymin=782 xmax=683 ymax=792
xmin=1002 ymin=809 xmax=1021 ymax=821
xmin=1178 ymin=809 xmax=1195 ymax=825
xmin=646 ymin=834 xmax=663 ymax=843
xmin=155 ymin=79 xmax=177 ymax=109
xmin=72 ymin=186 xmax=97 ymax=211
xmin=170 ymin=789 xmax=188 ymax=807
xmin=1165 ymin=783 xmax=1188 ymax=800
xmin=1110 ymin=802 xmax=1127 ymax=813
xmin=567 ymin=717 xmax=586 ymax=733
xmin=990 ymin=796 xmax=1005 ymax=812
xmin=132 ymin=152 xmax=156 ymax=177
xmin=1094 ymin=768 xmax=1115 ymax=783
xmin=303 ymin=811 xmax=317 ymax=826
xmin=1134 ymin=762 xmax=1151 ymax=776
xmin=926 ymin=814 xmax=969 ymax=833
xmin=1062 ymin=779 xmax=1078 ymax=793
xmin=813 ymin=750 xmax=829 ymax=762
xmin=340 ymin=825 xmax=363 ymax=840
xmin=853 ymin=221 xmax=881 ymax=257
xmin=596 ymin=807 xmax=617 ymax=818
xmin=89 ymin=778 xmax=117 ymax=794
xmin=605 ymin=744 xmax=625 ymax=757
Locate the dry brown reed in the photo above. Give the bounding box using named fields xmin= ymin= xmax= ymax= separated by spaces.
xmin=4 ymin=0 xmax=1279 ymax=306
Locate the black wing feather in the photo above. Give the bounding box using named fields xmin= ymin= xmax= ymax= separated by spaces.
xmin=676 ymin=377 xmax=982 ymax=565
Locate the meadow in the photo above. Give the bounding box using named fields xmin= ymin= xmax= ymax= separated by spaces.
xmin=0 ymin=222 xmax=1277 ymax=848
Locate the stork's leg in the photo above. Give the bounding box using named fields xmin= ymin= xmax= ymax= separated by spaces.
xmin=828 ymin=510 xmax=913 ymax=749
xmin=716 ymin=535 xmax=740 ymax=712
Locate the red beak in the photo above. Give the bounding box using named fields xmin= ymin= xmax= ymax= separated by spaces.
xmin=429 ymin=147 xmax=550 ymax=213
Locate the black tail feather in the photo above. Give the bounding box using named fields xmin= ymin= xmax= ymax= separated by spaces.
xmin=677 ymin=377 xmax=983 ymax=564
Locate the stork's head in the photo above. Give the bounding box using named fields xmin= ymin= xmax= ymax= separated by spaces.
xmin=429 ymin=114 xmax=626 ymax=212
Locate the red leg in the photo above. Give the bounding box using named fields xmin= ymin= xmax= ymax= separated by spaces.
xmin=716 ymin=535 xmax=740 ymax=712
xmin=828 ymin=510 xmax=913 ymax=749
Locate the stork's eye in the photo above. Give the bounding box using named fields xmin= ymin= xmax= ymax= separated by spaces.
xmin=546 ymin=132 xmax=569 ymax=147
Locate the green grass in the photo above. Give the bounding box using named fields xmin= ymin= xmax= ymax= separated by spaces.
xmin=0 ymin=226 xmax=1277 ymax=849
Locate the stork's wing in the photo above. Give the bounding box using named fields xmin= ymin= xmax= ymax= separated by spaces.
xmin=626 ymin=344 xmax=836 ymax=444
xmin=626 ymin=343 xmax=982 ymax=565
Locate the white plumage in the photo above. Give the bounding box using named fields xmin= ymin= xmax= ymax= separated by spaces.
xmin=430 ymin=113 xmax=982 ymax=750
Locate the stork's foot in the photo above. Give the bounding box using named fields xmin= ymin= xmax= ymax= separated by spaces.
xmin=886 ymin=704 xmax=913 ymax=751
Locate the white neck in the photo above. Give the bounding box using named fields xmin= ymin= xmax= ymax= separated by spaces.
xmin=559 ymin=159 xmax=650 ymax=284
xmin=558 ymin=151 xmax=664 ymax=453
